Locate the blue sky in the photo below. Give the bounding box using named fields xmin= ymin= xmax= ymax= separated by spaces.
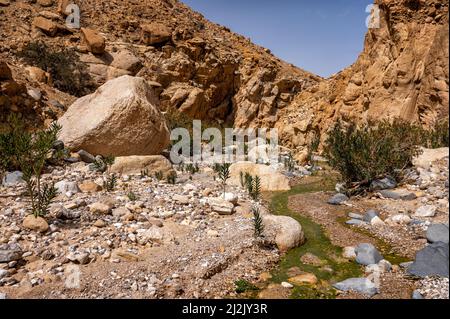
xmin=181 ymin=0 xmax=371 ymax=78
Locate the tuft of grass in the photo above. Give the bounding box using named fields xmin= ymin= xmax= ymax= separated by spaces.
xmin=166 ymin=171 xmax=177 ymax=184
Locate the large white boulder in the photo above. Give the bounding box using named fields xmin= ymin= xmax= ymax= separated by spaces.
xmin=228 ymin=161 xmax=291 ymax=191
xmin=263 ymin=215 xmax=305 ymax=252
xmin=58 ymin=75 xmax=170 ymax=157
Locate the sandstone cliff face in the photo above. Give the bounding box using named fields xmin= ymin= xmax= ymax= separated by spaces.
xmin=278 ymin=0 xmax=449 ymax=157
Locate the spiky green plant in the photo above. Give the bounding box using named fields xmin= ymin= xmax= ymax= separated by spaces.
xmin=0 ymin=115 xmax=62 ymax=217
xmin=103 ymin=173 xmax=117 ymax=192
xmin=252 ymin=205 xmax=265 ymax=239
xmin=217 ymin=163 xmax=231 ymax=197
xmin=251 ymin=175 xmax=261 ymax=201
xmin=239 ymin=171 xmax=245 ymax=187
xmin=140 ymin=168 xmax=149 ymax=178
xmin=244 ymin=172 xmax=253 ymax=194
xmin=167 ymin=171 xmax=177 ymax=184
xmin=155 ymin=171 xmax=164 ymax=181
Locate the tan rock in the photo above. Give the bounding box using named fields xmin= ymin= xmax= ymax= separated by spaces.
xmin=33 ymin=17 xmax=58 ymax=36
xmin=58 ymin=75 xmax=170 ymax=156
xmin=57 ymin=0 xmax=71 ymax=15
xmin=23 ymin=215 xmax=49 ymax=233
xmin=288 ymin=273 xmax=318 ymax=286
xmin=89 ymin=202 xmax=112 ymax=215
xmin=37 ymin=0 xmax=54 ymax=7
xmin=81 ymin=28 xmax=106 ymax=55
xmin=141 ymin=23 xmax=172 ymax=45
xmin=79 ymin=181 xmax=102 ymax=193
xmin=263 ymin=214 xmax=305 ymax=252
xmin=110 ymin=155 xmax=173 ymax=176
xmin=93 ymin=219 xmax=106 ymax=228
xmin=228 ymin=162 xmax=291 ymax=191
xmin=0 ymin=0 xmax=10 ymax=6
xmin=25 ymin=66 xmax=48 ymax=83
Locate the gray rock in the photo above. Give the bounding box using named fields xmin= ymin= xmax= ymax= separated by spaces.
xmin=348 ymin=213 xmax=363 ymax=220
xmin=370 ymin=176 xmax=397 ymax=191
xmin=379 ymin=190 xmax=417 ymax=201
xmin=0 ymin=244 xmax=22 ymax=263
xmin=328 ymin=193 xmax=349 ymax=205
xmin=77 ymin=150 xmax=96 ymax=163
xmin=52 ymin=140 xmax=65 ymax=151
xmin=427 ymin=224 xmax=449 ymax=244
xmin=0 ymin=268 xmax=8 ymax=279
xmin=2 ymin=171 xmax=23 ymax=186
xmin=355 ymin=243 xmax=383 ymax=266
xmin=346 ymin=219 xmax=366 ymax=226
xmin=49 ymin=99 xmax=65 ymax=110
xmin=55 ymin=180 xmax=80 ymax=195
xmin=400 ymin=261 xmax=413 ymax=269
xmin=363 ymin=209 xmax=379 ymax=223
xmin=407 ymin=242 xmax=449 ymax=278
xmin=333 ymin=278 xmax=378 ymax=297
xmin=412 ymin=290 xmax=424 ymax=299
xmin=415 ymin=205 xmax=437 ymax=217
xmin=27 ymin=88 xmax=42 ymax=101
xmin=0 ymin=293 xmax=6 ymax=299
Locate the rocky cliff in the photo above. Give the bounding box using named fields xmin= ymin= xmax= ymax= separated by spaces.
xmin=1 ymin=0 xmax=448 ymax=158
xmin=277 ymin=0 xmax=449 ymax=159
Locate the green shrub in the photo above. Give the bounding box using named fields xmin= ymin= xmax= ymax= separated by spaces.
xmin=16 ymin=41 xmax=94 ymax=97
xmin=103 ymin=174 xmax=117 ymax=192
xmin=155 ymin=171 xmax=164 ymax=181
xmin=166 ymin=171 xmax=177 ymax=184
xmin=234 ymin=279 xmax=258 ymax=294
xmin=324 ymin=119 xmax=423 ymax=189
xmin=127 ymin=190 xmax=138 ymax=201
xmin=0 ymin=115 xmax=62 ymax=217
xmin=216 ymin=163 xmax=231 ymax=196
xmin=252 ymin=205 xmax=265 ymax=239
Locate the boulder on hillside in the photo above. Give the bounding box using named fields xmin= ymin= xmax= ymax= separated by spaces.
xmin=110 ymin=155 xmax=173 ymax=176
xmin=263 ymin=215 xmax=305 ymax=252
xmin=141 ymin=23 xmax=172 ymax=45
xmin=81 ymin=28 xmax=106 ymax=55
xmin=33 ymin=17 xmax=58 ymax=36
xmin=228 ymin=162 xmax=291 ymax=191
xmin=57 ymin=75 xmax=170 ymax=157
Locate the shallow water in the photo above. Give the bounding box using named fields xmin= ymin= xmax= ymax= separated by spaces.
xmin=266 ymin=177 xmax=363 ymax=299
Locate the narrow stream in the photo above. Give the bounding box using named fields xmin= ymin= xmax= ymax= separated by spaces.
xmin=265 ymin=177 xmax=363 ymax=299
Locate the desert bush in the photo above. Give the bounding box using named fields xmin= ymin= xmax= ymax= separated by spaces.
xmin=0 ymin=115 xmax=62 ymax=217
xmin=16 ymin=41 xmax=94 ymax=97
xmin=324 ymin=119 xmax=423 ymax=189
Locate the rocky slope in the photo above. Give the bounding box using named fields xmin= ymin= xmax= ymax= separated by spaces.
xmin=0 ymin=0 xmax=319 ymax=133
